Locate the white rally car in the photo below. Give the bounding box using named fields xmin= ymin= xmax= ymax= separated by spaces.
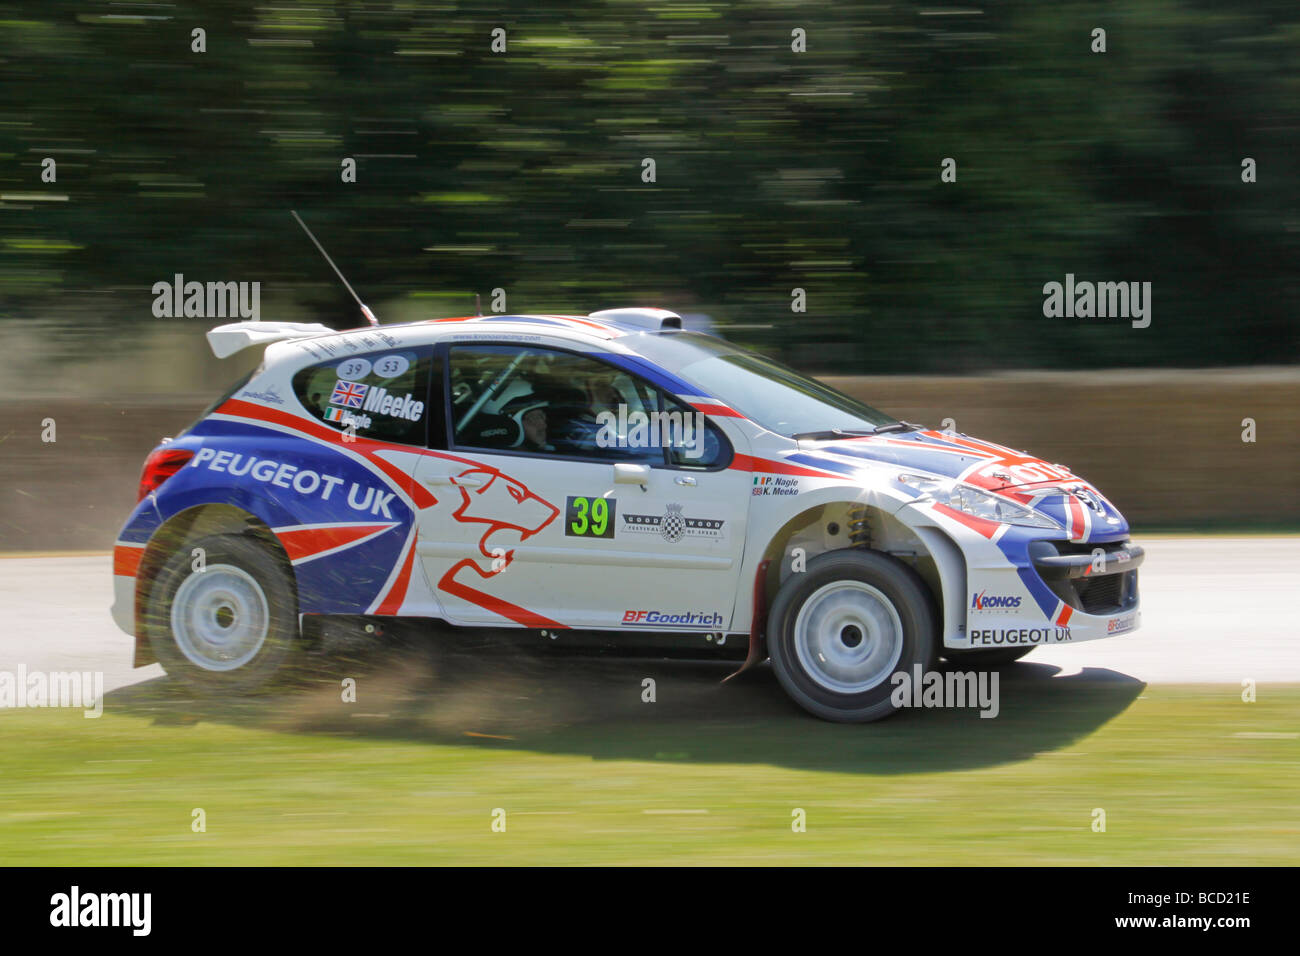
xmin=113 ymin=307 xmax=1143 ymax=721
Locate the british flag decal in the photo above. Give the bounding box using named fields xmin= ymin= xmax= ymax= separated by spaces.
xmin=330 ymin=380 xmax=368 ymax=408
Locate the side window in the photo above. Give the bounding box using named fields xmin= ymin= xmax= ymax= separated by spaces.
xmin=661 ymin=391 xmax=731 ymax=469
xmin=292 ymin=347 xmax=433 ymax=446
xmin=448 ymin=344 xmax=666 ymax=463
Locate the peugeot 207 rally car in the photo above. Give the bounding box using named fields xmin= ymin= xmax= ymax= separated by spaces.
xmin=112 ymin=307 xmax=1143 ymax=722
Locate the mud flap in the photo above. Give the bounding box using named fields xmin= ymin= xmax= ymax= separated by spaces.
xmin=133 ymin=633 xmax=157 ymax=668
xmin=132 ymin=577 xmax=158 ymax=668
xmin=724 ymin=559 xmax=770 ymax=683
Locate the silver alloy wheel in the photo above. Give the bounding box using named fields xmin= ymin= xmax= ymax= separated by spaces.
xmin=170 ymin=563 xmax=270 ymax=671
xmin=792 ymin=580 xmax=905 ymax=694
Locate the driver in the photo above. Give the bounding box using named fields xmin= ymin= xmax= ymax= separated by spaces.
xmin=501 ymin=396 xmax=553 ymax=452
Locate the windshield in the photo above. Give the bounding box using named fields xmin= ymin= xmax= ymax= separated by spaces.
xmin=633 ymin=332 xmax=897 ymax=437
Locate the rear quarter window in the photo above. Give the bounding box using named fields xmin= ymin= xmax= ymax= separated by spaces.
xmin=179 ymin=367 xmax=258 ymax=436
xmin=292 ymin=347 xmax=434 ymax=446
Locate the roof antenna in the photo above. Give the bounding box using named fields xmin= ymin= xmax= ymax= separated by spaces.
xmin=475 ymin=292 xmax=482 ymax=316
xmin=290 ymin=210 xmax=379 ymax=328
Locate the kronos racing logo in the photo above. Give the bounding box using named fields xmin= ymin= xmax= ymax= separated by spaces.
xmin=971 ymin=590 xmax=1023 ymax=611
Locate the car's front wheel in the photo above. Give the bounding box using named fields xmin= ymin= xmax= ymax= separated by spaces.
xmin=144 ymin=533 xmax=302 ymax=694
xmin=766 ymin=550 xmax=936 ymax=722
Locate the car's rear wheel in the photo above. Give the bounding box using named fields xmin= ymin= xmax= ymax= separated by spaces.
xmin=942 ymin=646 xmax=1034 ymax=666
xmin=766 ymin=550 xmax=936 ymax=722
xmin=145 ymin=533 xmax=301 ymax=693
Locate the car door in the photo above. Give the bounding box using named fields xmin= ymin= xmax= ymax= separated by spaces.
xmin=413 ymin=341 xmax=751 ymax=631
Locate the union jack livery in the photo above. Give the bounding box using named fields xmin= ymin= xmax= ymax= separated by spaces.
xmin=112 ymin=307 xmax=1143 ymax=721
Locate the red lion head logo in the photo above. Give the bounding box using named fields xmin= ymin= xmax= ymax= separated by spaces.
xmin=449 ymin=467 xmax=559 ymax=573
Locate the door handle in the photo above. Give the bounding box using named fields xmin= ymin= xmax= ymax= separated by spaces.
xmin=423 ymin=474 xmax=483 ymax=488
xmin=674 ymin=476 xmax=697 ymax=487
xmin=613 ymin=463 xmax=651 ymax=485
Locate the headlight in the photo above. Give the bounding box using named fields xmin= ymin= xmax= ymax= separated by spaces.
xmin=897 ymin=474 xmax=1062 ymax=530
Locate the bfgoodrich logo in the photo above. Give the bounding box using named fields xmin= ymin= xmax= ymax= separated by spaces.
xmin=1042 ymin=274 xmax=1151 ymax=328
xmin=50 ymin=886 xmax=151 ymax=936
xmin=622 ymin=609 xmax=723 ymax=629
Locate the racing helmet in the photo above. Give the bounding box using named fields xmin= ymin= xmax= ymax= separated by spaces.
xmin=500 ymin=395 xmax=549 ymax=448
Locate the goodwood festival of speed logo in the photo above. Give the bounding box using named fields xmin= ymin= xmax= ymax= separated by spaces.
xmin=660 ymin=502 xmax=686 ymax=542
xmin=623 ymin=503 xmax=725 ymax=543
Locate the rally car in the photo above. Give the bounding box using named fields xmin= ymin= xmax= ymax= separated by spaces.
xmin=112 ymin=307 xmax=1143 ymax=721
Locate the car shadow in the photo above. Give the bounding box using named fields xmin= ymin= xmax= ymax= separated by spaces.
xmin=105 ymin=626 xmax=1145 ymax=775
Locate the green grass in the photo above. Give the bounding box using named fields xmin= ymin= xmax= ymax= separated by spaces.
xmin=1 ymin=663 xmax=1297 ymax=865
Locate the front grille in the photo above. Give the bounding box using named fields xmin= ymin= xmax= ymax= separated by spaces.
xmin=1032 ymin=540 xmax=1140 ymax=615
xmin=1076 ymin=571 xmax=1126 ymax=614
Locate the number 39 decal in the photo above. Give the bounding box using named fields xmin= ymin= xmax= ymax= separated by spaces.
xmin=565 ymin=495 xmax=616 ymax=538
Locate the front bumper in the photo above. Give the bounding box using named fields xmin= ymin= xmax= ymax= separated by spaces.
xmin=888 ymin=469 xmax=1144 ymax=651
xmin=966 ymin=607 xmax=1141 ymax=647
xmin=963 ymin=537 xmax=1143 ymax=648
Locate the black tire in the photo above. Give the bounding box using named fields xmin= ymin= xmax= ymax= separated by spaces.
xmin=766 ymin=550 xmax=937 ymax=722
xmin=942 ymin=646 xmax=1034 ymax=666
xmin=144 ymin=533 xmax=302 ymax=694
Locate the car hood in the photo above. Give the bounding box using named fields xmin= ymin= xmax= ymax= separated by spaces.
xmin=791 ymin=429 xmax=1129 ymax=539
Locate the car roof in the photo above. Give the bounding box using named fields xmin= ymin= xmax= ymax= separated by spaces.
xmin=422 ymin=313 xmax=628 ymax=339
xmin=262 ymin=311 xmax=687 ymax=367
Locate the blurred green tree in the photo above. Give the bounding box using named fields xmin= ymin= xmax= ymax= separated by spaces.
xmin=0 ymin=0 xmax=1295 ymax=372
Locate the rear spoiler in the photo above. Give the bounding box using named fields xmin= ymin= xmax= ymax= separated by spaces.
xmin=206 ymin=321 xmax=333 ymax=359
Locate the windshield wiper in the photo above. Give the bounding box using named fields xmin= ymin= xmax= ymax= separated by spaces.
xmin=792 ymin=422 xmax=926 ymax=440
xmin=871 ymin=421 xmax=925 ymax=434
xmin=791 ymin=428 xmax=878 ymax=440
